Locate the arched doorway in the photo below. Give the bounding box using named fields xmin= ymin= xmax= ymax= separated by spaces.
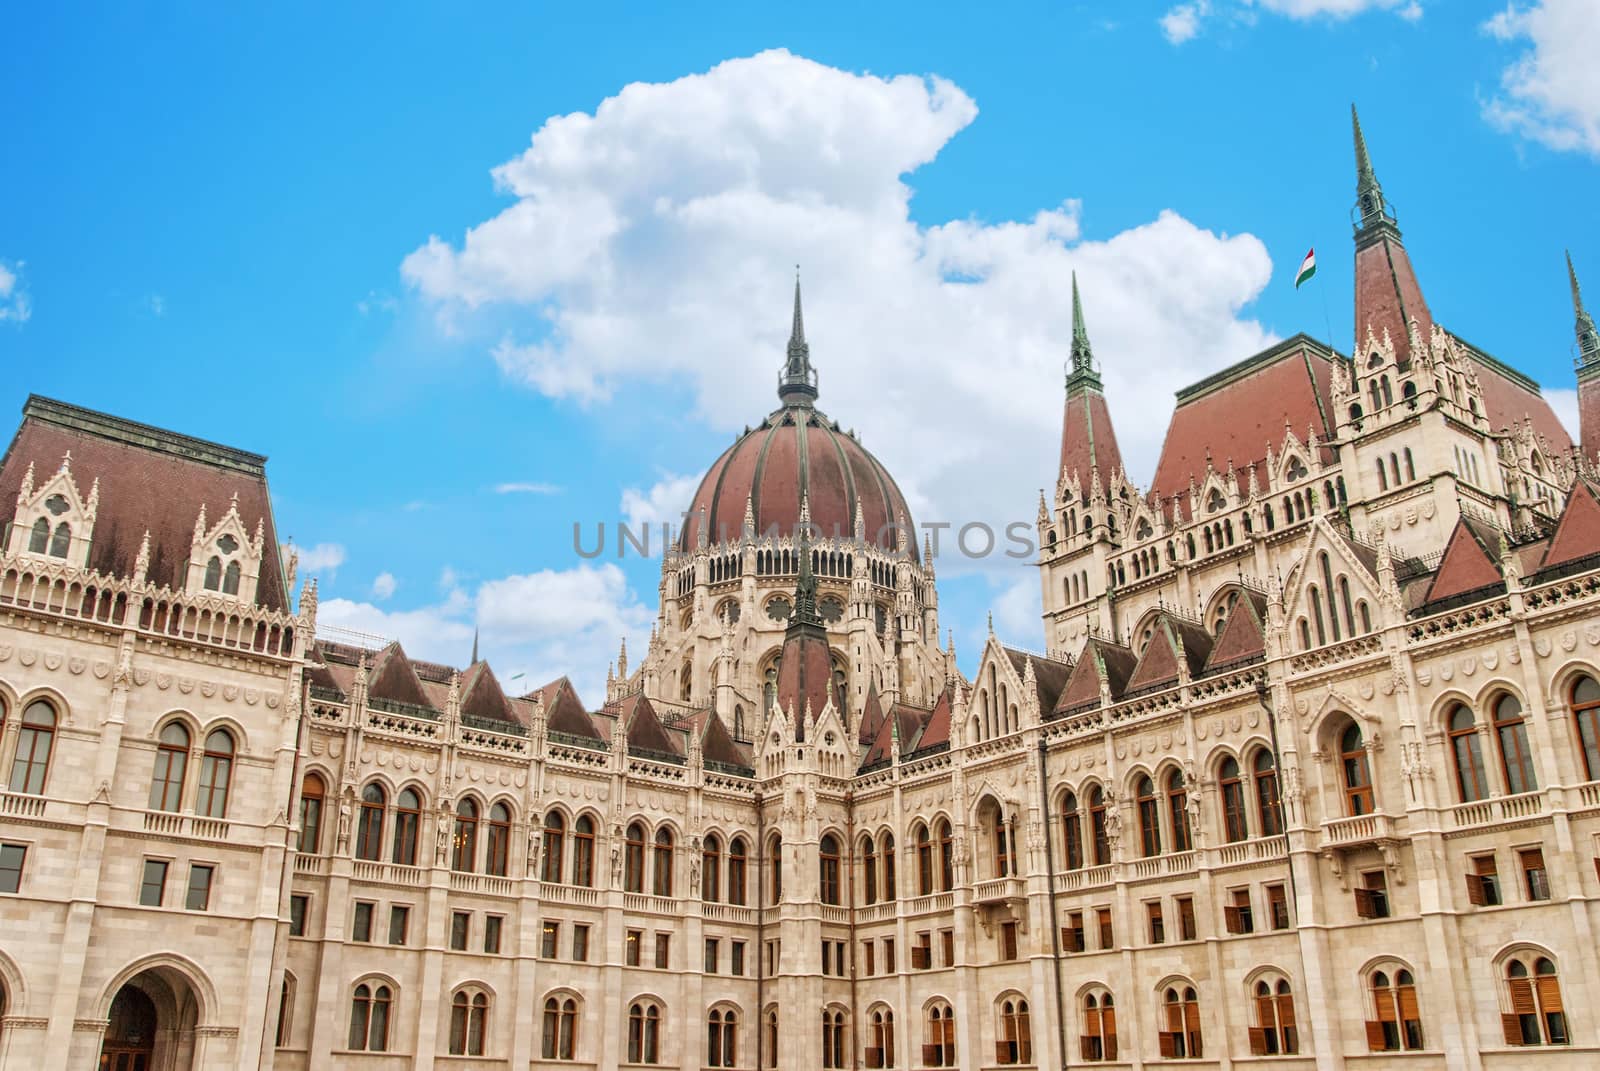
xmin=99 ymin=966 xmax=203 ymax=1071
xmin=100 ymin=986 xmax=156 ymax=1071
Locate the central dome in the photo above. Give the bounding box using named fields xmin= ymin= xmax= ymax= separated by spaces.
xmin=678 ymin=279 xmax=916 ymax=558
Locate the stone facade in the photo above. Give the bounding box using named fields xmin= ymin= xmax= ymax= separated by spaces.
xmin=3 ymin=110 xmax=1600 ymax=1071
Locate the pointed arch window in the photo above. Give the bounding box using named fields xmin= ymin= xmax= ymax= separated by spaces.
xmin=924 ymin=1003 xmax=956 ymax=1067
xmin=1448 ymin=705 xmax=1490 ymax=802
xmin=223 ymin=560 xmax=241 ymax=595
xmin=49 ymin=522 xmax=70 ymax=558
xmin=1253 ymin=751 xmax=1283 ymax=836
xmin=296 ymin=771 xmax=324 ymax=854
xmin=1219 ymin=758 xmax=1247 ymax=842
xmin=1340 ymin=723 xmax=1374 ymax=816
xmin=997 ymin=998 xmax=1032 ymax=1064
xmin=542 ymin=995 xmax=578 ymax=1059
xmin=1250 ymin=979 xmax=1298 ymax=1055
xmin=1136 ymin=776 xmax=1161 ymax=857
xmin=1089 ymin=786 xmax=1109 ymax=865
xmin=452 ymin=798 xmax=479 ymax=872
xmin=449 ymin=989 xmax=489 ymax=1056
xmin=149 ymin=723 xmax=191 ymax=812
xmin=486 ymin=802 xmax=511 ymax=877
xmin=1165 ymin=769 xmax=1191 ymax=852
xmin=822 ymin=1008 xmax=846 ymax=1069
xmin=28 ymin=517 xmax=48 ymax=553
xmin=203 ymin=556 xmax=222 ymax=590
xmin=819 ymin=833 xmax=841 ymax=905
xmin=936 ymin=819 xmax=954 ymax=891
xmin=572 ymin=815 xmax=595 ymax=886
xmin=768 ymin=833 xmax=783 ymax=904
xmin=652 ymin=827 xmax=675 ymax=896
xmin=862 ymin=835 xmax=879 ymax=904
xmin=1367 ymin=969 xmax=1422 ymax=1051
xmin=542 ymin=813 xmax=566 ymax=883
xmin=869 ymin=1008 xmax=895 ymax=1068
xmin=1159 ymin=986 xmax=1202 ymax=1059
xmin=728 ymin=836 xmax=748 ymax=905
xmin=1571 ymin=676 xmax=1600 ymax=781
xmin=392 ymin=787 xmax=420 ymax=865
xmin=879 ymin=833 xmax=894 ymax=900
xmin=624 ymin=822 xmax=646 ymax=893
xmin=628 ymin=1002 xmax=662 ymax=1064
xmin=1061 ymin=793 xmax=1084 ymax=869
xmin=1081 ymin=991 xmax=1117 ymax=1062
xmin=348 ymin=983 xmax=392 ymax=1052
xmin=1504 ymin=956 xmax=1568 ymax=1046
xmin=708 ymin=1008 xmax=737 ymax=1068
xmin=355 ymin=784 xmax=385 ymax=861
xmin=703 ymin=834 xmax=723 ymax=903
xmin=196 ymin=728 xmax=234 ymax=818
xmin=915 ymin=824 xmax=934 ymax=895
xmin=1493 ymin=695 xmax=1537 ymax=795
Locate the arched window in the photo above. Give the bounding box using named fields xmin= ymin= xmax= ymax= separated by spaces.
xmin=196 ymin=728 xmax=234 ymax=818
xmin=1081 ymin=991 xmax=1117 ymax=1062
xmin=628 ymin=1002 xmax=662 ymax=1064
xmin=1376 ymin=457 xmax=1388 ymax=492
xmin=223 ymin=560 xmax=241 ymax=595
xmin=573 ymin=815 xmax=596 ymax=886
xmin=728 ymin=837 xmax=748 ymax=905
xmin=1160 ymin=986 xmax=1202 ymax=1059
xmin=1061 ymin=793 xmax=1084 ymax=869
xmin=1448 ymin=705 xmax=1489 ymax=802
xmin=149 ymin=723 xmax=191 ymax=812
xmin=1572 ymin=676 xmax=1600 ymax=781
xmin=486 ymin=802 xmax=511 ymax=876
xmin=355 ymin=783 xmax=385 ymax=860
xmin=819 ymin=834 xmax=841 ymax=905
xmin=202 ymin=555 xmax=222 ymax=590
xmin=9 ymin=700 xmax=57 ymax=794
xmin=915 ymin=824 xmax=934 ymax=895
xmin=708 ymin=1008 xmax=737 ymax=1068
xmin=862 ymin=836 xmax=879 ymax=904
xmin=28 ymin=517 xmax=48 ymax=553
xmin=1493 ymin=695 xmax=1537 ymax=795
xmin=348 ymin=983 xmax=392 ymax=1052
xmin=869 ymin=1008 xmax=895 ymax=1069
xmin=822 ymin=1008 xmax=846 ymax=1069
xmin=652 ymin=828 xmax=675 ymax=897
xmin=1135 ymin=776 xmax=1161 ymax=857
xmin=452 ymin=798 xmax=479 ymax=872
xmin=764 ymin=1007 xmax=779 ymax=1066
xmin=924 ymin=1003 xmax=956 ymax=1067
xmin=879 ymin=832 xmax=894 ymax=900
xmin=1250 ymin=979 xmax=1298 ymax=1055
xmin=1340 ymin=723 xmax=1374 ymax=816
xmin=297 ymin=772 xmax=324 ymax=854
xmin=276 ymin=973 xmax=295 ymax=1048
xmin=542 ymin=813 xmax=566 ymax=883
xmin=703 ymin=834 xmax=723 ymax=903
xmin=997 ymin=998 xmax=1032 ymax=1064
xmin=392 ymin=788 xmax=421 ymax=865
xmin=769 ymin=833 xmax=783 ymax=904
xmin=625 ymin=822 xmax=646 ymax=893
xmin=1219 ymin=758 xmax=1247 ymax=842
xmin=1504 ymin=956 xmax=1568 ymax=1046
xmin=542 ymin=995 xmax=578 ymax=1059
xmin=1367 ymin=969 xmax=1422 ymax=1051
xmin=936 ymin=819 xmax=954 ymax=891
xmin=449 ymin=989 xmax=489 ymax=1056
xmin=1089 ymin=786 xmax=1109 ymax=865
xmin=1403 ymin=448 xmax=1415 ymax=481
xmin=1165 ymin=769 xmax=1191 ymax=853
xmin=1253 ymin=751 xmax=1283 ymax=836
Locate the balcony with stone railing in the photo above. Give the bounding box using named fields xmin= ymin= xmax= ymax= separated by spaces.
xmin=1449 ymin=791 xmax=1545 ymax=830
xmin=972 ymin=875 xmax=1025 ymax=904
xmin=1321 ymin=811 xmax=1398 ymax=848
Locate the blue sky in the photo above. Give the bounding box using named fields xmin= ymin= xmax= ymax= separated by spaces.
xmin=3 ymin=2 xmax=1596 ymax=699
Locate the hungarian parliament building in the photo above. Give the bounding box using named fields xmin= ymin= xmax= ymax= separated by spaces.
xmin=4 ymin=110 xmax=1600 ymax=1071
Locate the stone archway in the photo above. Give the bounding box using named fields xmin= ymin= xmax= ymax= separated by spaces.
xmin=98 ymin=966 xmax=203 ymax=1071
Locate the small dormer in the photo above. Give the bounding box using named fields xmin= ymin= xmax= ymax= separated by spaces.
xmin=184 ymin=493 xmax=264 ymax=602
xmin=7 ymin=454 xmax=98 ymax=567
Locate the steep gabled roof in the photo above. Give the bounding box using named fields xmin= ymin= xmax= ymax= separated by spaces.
xmin=857 ymin=683 xmax=886 ymax=746
xmin=459 ymin=660 xmax=518 ymax=725
xmin=367 ymin=641 xmax=433 ymax=709
xmin=859 ymin=701 xmax=931 ymax=768
xmin=1052 ymin=637 xmax=1137 ymax=716
xmin=1205 ymin=591 xmax=1268 ymax=672
xmin=915 ymin=686 xmax=953 ymax=752
xmin=1420 ymin=518 xmax=1505 ymax=607
xmin=617 ymin=693 xmax=681 ymax=757
xmin=1539 ymin=479 xmax=1600 ymax=573
xmin=698 ymin=710 xmax=751 ymax=769
xmin=537 ymin=676 xmax=601 ymax=740
xmin=1125 ymin=615 xmax=1214 ymax=694
xmin=1003 ymin=647 xmax=1074 ymax=713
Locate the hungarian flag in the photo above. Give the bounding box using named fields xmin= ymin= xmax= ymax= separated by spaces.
xmin=1294 ymin=248 xmax=1316 ymax=289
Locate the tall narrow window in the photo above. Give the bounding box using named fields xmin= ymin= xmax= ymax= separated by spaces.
xmin=573 ymin=815 xmax=595 ymax=886
xmin=9 ymin=701 xmax=57 ymax=794
xmin=194 ymin=729 xmax=234 ymax=818
xmin=625 ymin=822 xmax=646 ymax=893
xmin=1340 ymin=723 xmax=1374 ymax=816
xmin=862 ymin=836 xmax=878 ymax=904
xmin=297 ymin=772 xmax=324 ymax=854
xmin=203 ymin=556 xmax=222 ymax=590
xmin=936 ymin=818 xmax=953 ymax=891
xmin=1159 ymin=987 xmax=1202 ymax=1059
xmin=822 ymin=1008 xmax=846 ymax=1069
xmin=708 ymin=1008 xmax=737 ymax=1068
xmin=349 ymin=984 xmax=392 ymax=1052
xmin=769 ymin=833 xmax=783 ymax=904
xmin=1504 ymin=958 xmax=1568 ymax=1046
xmin=998 ymin=998 xmax=1032 ymax=1064
xmin=392 ymin=788 xmax=420 ymax=865
xmin=1081 ymin=992 xmax=1117 ymax=1062
xmin=1250 ymin=980 xmax=1298 ymax=1055
xmin=542 ymin=996 xmax=578 ymax=1059
xmin=819 ymin=834 xmax=841 ymax=905
xmin=1367 ymin=969 xmax=1423 ymax=1051
xmin=449 ymin=990 xmax=488 ymax=1056
xmin=1493 ymin=695 xmax=1537 ymax=795
xmin=628 ymin=1003 xmax=662 ymax=1064
xmin=1571 ymin=676 xmax=1600 ymax=780
xmin=915 ymin=824 xmax=934 ymax=895
xmin=149 ymin=723 xmax=190 ymax=812
xmin=542 ymin=813 xmax=566 ymax=883
xmin=652 ymin=828 xmax=675 ymax=897
xmin=703 ymin=834 xmax=723 ymax=902
xmin=879 ymin=833 xmax=894 ymax=899
xmin=28 ymin=517 xmax=48 ymax=553
xmin=485 ymin=802 xmax=511 ymax=877
xmin=1165 ymin=769 xmax=1191 ymax=852
xmin=1136 ymin=776 xmax=1161 ymax=857
xmin=1253 ymin=751 xmax=1283 ymax=835
xmin=1062 ymin=793 xmax=1084 ymax=869
xmin=452 ymin=798 xmax=479 ymax=872
xmin=1089 ymin=786 xmax=1109 ymax=865
xmin=992 ymin=807 xmax=1011 ymax=876
xmin=1448 ymin=705 xmax=1489 ymax=801
xmin=355 ymin=784 xmax=385 ymax=861
xmin=924 ymin=1004 xmax=956 ymax=1067
xmin=1219 ymin=758 xmax=1248 ymax=842
xmin=728 ymin=837 xmax=747 ymax=904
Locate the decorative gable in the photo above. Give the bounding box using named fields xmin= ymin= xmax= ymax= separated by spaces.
xmin=1538 ymin=480 xmax=1600 ymax=574
xmin=183 ymin=493 xmax=265 ymax=602
xmin=7 ymin=454 xmax=98 ymax=567
xmin=1283 ymin=518 xmax=1383 ymax=649
xmin=1421 ymin=519 xmax=1505 ymax=606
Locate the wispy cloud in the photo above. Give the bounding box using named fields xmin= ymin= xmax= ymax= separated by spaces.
xmin=1160 ymin=0 xmax=1422 ymax=44
xmin=493 ymin=481 xmax=562 ymax=495
xmin=285 ymin=541 xmax=347 ymax=577
xmin=372 ymin=572 xmax=398 ymax=600
xmin=357 ymin=289 xmax=400 ymax=315
xmin=1481 ymin=0 xmax=1600 ymax=157
xmin=1162 ymin=1 xmax=1210 ymax=43
xmin=0 ymin=260 xmax=32 ymax=323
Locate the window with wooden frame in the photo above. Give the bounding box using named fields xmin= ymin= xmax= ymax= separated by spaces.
xmin=625 ymin=928 xmax=641 ymax=967
xmin=1571 ymin=675 xmax=1600 ymax=780
xmin=1096 ymin=907 xmax=1113 ymax=950
xmin=1520 ymin=848 xmax=1550 ymax=901
xmin=1176 ymin=896 xmax=1197 ymax=941
xmin=922 ymin=1003 xmax=956 ymax=1067
xmin=1146 ymin=901 xmax=1165 ymax=944
xmin=1266 ymin=883 xmax=1290 ymax=930
xmin=1080 ymin=991 xmax=1117 ymax=1062
xmin=1355 ymin=870 xmax=1390 ymax=919
xmin=1493 ymin=694 xmax=1538 ymax=796
xmin=822 ymin=1007 xmax=846 ymax=1069
xmin=867 ymin=1008 xmax=895 ymax=1069
xmin=1253 ymin=750 xmax=1284 ymax=836
xmin=1339 ymin=722 xmax=1375 ymax=816
xmin=1448 ymin=704 xmax=1490 ymax=802
xmin=1248 ymin=978 xmax=1298 ymax=1055
xmin=862 ymin=940 xmax=875 ymax=976
xmin=540 ymin=920 xmax=559 ymax=959
xmin=819 ymin=833 xmax=841 ymax=905
xmin=1062 ymin=792 xmax=1085 ymax=870
xmin=941 ymin=928 xmax=955 ymax=967
xmin=1089 ymin=786 xmax=1110 ymax=865
xmin=1064 ymin=911 xmax=1086 ymax=953
xmin=999 ymin=921 xmax=1019 ymax=962
xmin=1219 ymin=757 xmax=1248 ymax=842
xmin=1503 ymin=956 xmax=1569 ymax=1046
xmin=1466 ymin=854 xmax=1502 ymax=906
xmin=996 ymin=998 xmax=1032 ymax=1065
xmin=624 ymin=822 xmax=646 ymax=893
xmin=911 ymin=931 xmax=932 ymax=970
xmin=541 ymin=812 xmax=566 ymax=883
xmin=1159 ymin=986 xmax=1203 ymax=1059
xmin=914 ymin=823 xmax=934 ymax=895
xmin=1135 ymin=776 xmax=1162 ymax=857
xmin=541 ymin=995 xmax=578 ymax=1060
xmin=1366 ymin=967 xmax=1423 ymax=1052
xmin=1165 ymin=769 xmax=1192 ymax=852
xmin=1224 ymin=887 xmax=1254 ymax=934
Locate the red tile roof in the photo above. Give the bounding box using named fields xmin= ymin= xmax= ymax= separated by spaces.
xmin=536 ymin=677 xmax=602 ymax=740
xmin=774 ymin=621 xmax=837 ymax=736
xmin=1058 ymin=388 xmax=1124 ymax=492
xmin=1052 ymin=637 xmax=1137 ymax=716
xmin=1539 ymin=480 xmax=1600 ymax=572
xmin=1354 ymin=229 xmax=1434 ymax=368
xmin=460 ymin=661 xmax=518 ymax=725
xmin=1125 ymin=615 xmax=1214 ymax=694
xmin=1420 ymin=518 xmax=1504 ymax=606
xmin=1003 ymin=647 xmax=1074 ymax=713
xmin=367 ymin=642 xmax=434 ymax=709
xmin=1204 ymin=592 xmax=1268 ymax=672
xmin=0 ymin=395 xmax=289 ymax=610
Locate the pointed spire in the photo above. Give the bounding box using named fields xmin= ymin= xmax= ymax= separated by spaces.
xmin=1065 ymin=271 xmax=1103 ymax=391
xmin=470 ymin=628 xmax=479 ymax=665
xmin=778 ymin=268 xmax=819 ymax=407
xmin=1569 ymin=250 xmax=1600 ymax=368
xmin=1352 ymin=104 xmax=1391 ymax=232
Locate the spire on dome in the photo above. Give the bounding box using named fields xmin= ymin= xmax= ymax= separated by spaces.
xmin=1067 ymin=271 xmax=1100 ymax=389
xmin=779 ymin=269 xmax=819 ymax=407
xmin=1352 ymin=104 xmax=1391 ymax=232
xmin=1570 ymin=250 xmax=1600 ymax=368
xmin=1056 ymin=272 xmax=1124 ymax=492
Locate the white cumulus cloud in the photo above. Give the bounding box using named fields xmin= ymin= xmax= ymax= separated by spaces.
xmin=288 ymin=541 xmax=347 ymax=578
xmin=1162 ymin=2 xmax=1211 ymax=43
xmin=1482 ymin=0 xmax=1600 ymax=157
xmin=0 ymin=260 xmax=31 ymax=323
xmin=621 ymin=472 xmax=703 ymax=535
xmin=371 ymin=572 xmax=398 ymax=600
xmin=402 ymin=50 xmax=1278 ymax=582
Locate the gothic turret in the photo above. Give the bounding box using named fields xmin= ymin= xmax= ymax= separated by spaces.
xmin=779 ymin=273 xmax=819 ymax=407
xmin=1572 ymin=251 xmax=1600 ymax=464
xmin=1056 ymin=272 xmax=1125 ymax=492
xmin=773 ymin=530 xmax=837 ymax=740
xmin=1351 ymin=105 xmax=1434 ymax=367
